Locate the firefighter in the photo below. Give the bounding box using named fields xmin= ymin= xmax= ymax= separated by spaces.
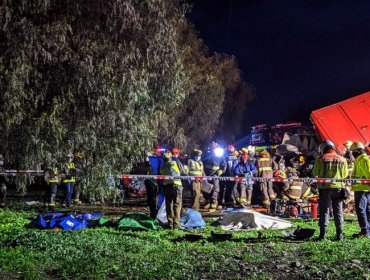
xmin=350 ymin=142 xmax=370 ymax=238
xmin=160 ymin=151 xmax=183 ymax=229
xmin=313 ymin=140 xmax=348 ymax=241
xmin=187 ymin=149 xmax=205 ymax=211
xmin=221 ymin=145 xmax=238 ymax=208
xmin=46 ymin=166 xmax=59 ymax=211
xmin=233 ymin=151 xmax=257 ymax=205
xmin=279 ymin=167 xmax=315 ymax=201
xmin=203 ymin=143 xmax=224 ymax=211
xmin=144 ymin=146 xmax=165 ymax=219
xmin=257 ymin=150 xmax=278 ymax=209
xmin=0 ymin=155 xmax=8 ymax=208
xmin=62 ymin=153 xmax=77 ymax=207
xmin=343 ymin=140 xmax=355 ymax=175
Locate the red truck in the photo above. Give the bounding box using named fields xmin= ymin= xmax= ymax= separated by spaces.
xmin=311 ymin=91 xmax=370 ymax=154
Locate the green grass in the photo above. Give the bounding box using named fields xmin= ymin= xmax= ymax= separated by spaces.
xmin=0 ymin=209 xmax=369 ymax=280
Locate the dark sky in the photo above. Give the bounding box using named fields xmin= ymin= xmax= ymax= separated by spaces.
xmin=188 ymin=0 xmax=370 ymax=128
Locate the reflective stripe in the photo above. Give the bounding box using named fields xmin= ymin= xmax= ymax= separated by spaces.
xmin=259 ymin=167 xmax=272 ymax=171
xmin=48 ymin=179 xmax=59 ymax=183
xmin=287 ymin=194 xmax=300 ymax=199
xmin=290 ymin=186 xmax=302 ymax=190
xmin=259 ymin=158 xmax=271 ymax=161
xmin=189 ymin=171 xmax=203 ymax=176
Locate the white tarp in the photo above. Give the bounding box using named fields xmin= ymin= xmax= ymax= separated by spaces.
xmin=219 ymin=209 xmax=292 ymax=231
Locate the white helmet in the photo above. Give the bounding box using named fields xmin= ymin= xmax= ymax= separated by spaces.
xmin=319 ymin=140 xmax=336 ymax=154
xmin=350 ymin=142 xmax=365 ymax=151
xmin=67 ymin=152 xmax=74 ymax=159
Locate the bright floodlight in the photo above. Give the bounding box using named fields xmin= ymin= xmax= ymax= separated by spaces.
xmin=214 ymin=147 xmax=224 ymax=157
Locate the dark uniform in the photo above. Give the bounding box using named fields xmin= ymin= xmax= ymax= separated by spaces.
xmin=233 ymin=158 xmax=257 ymax=205
xmin=63 ymin=161 xmax=76 ymax=207
xmin=222 ymin=153 xmax=238 ymax=206
xmin=145 ymin=154 xmax=164 ymax=219
xmin=257 ymin=152 xmax=278 ymax=208
xmin=46 ymin=167 xmax=59 ymax=210
xmin=203 ymin=156 xmax=223 ymax=208
xmin=280 ymin=175 xmax=314 ymax=201
xmin=160 ymin=157 xmax=182 ymax=229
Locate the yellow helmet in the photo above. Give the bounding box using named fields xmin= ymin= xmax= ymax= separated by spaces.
xmin=192 ymin=148 xmax=202 ymax=156
xmin=343 ymin=140 xmax=353 ymax=148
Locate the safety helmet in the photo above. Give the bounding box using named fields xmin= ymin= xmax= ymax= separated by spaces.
xmin=343 ymin=140 xmax=353 ymax=148
xmin=154 ymin=145 xmax=164 ymax=156
xmin=172 ymin=147 xmax=180 ymax=155
xmin=241 ymin=147 xmax=248 ymax=153
xmin=67 ymin=152 xmax=74 ymax=158
xmin=192 ymin=148 xmax=202 ymax=156
xmin=226 ymin=145 xmax=235 ymax=153
xmin=350 ymin=142 xmax=365 ymax=151
xmin=298 ymin=155 xmax=305 ymax=164
xmin=233 ymin=151 xmax=239 ymax=157
xmin=319 ymin=140 xmax=336 ymax=154
xmin=163 ymin=151 xmax=172 ymax=159
xmin=259 ymin=150 xmax=270 ymax=157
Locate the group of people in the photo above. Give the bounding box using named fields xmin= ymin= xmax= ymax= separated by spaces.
xmin=0 ymin=153 xmax=80 ymax=210
xmin=144 ymin=140 xmax=370 ymax=239
xmin=144 ymin=142 xmax=314 ymax=229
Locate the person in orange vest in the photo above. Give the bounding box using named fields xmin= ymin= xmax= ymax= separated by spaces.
xmin=257 ymin=150 xmax=278 ymax=210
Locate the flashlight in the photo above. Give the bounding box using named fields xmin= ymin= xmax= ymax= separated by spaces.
xmin=214 ymin=147 xmax=225 ymax=157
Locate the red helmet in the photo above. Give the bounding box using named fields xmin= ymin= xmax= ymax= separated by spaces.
xmin=226 ymin=145 xmax=235 ymax=153
xmin=172 ymin=147 xmax=180 ymax=155
xmin=154 ymin=145 xmax=164 ymax=156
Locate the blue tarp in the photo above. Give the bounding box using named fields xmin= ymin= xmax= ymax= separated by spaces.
xmin=180 ymin=208 xmax=205 ymax=229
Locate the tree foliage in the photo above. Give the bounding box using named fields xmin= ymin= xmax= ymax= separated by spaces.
xmin=0 ymin=0 xmax=254 ymax=201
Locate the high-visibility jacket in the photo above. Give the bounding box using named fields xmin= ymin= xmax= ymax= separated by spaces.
xmin=257 ymin=156 xmax=278 ymax=178
xmin=188 ymin=159 xmax=205 ymax=176
xmin=313 ymin=151 xmax=348 ymax=189
xmin=47 ymin=168 xmax=59 ymax=184
xmin=204 ymin=156 xmax=224 ymax=176
xmin=351 ymin=153 xmax=370 ymax=192
xmin=160 ymin=160 xmax=182 ymax=187
xmin=63 ymin=162 xmax=76 ymax=183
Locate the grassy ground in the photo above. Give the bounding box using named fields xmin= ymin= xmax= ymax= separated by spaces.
xmin=0 ymin=203 xmax=369 ymax=280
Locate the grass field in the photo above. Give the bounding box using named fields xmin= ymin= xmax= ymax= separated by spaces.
xmin=0 ymin=205 xmax=369 ymax=280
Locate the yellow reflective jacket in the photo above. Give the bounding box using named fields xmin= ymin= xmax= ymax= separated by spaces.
xmin=160 ymin=160 xmax=182 ymax=187
xmin=63 ymin=162 xmax=76 ymax=183
xmin=187 ymin=159 xmax=205 ymax=176
xmin=351 ymin=153 xmax=370 ymax=192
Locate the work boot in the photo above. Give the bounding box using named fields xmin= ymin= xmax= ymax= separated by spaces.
xmin=239 ymin=198 xmax=247 ymax=204
xmin=334 ymin=233 xmax=344 ymax=241
xmin=314 ymin=230 xmax=327 ymax=241
xmin=352 ymin=232 xmax=370 ymax=238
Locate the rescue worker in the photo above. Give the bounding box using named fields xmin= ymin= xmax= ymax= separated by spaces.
xmin=72 ymin=151 xmax=83 ymax=205
xmin=187 ymin=149 xmax=205 ymax=211
xmin=46 ymin=166 xmax=59 ymax=211
xmin=343 ymin=140 xmax=355 ymax=175
xmin=160 ymin=151 xmax=183 ymax=229
xmin=313 ymin=140 xmax=348 ymax=241
xmin=62 ymin=153 xmax=77 ymax=207
xmin=257 ymin=150 xmax=278 ymax=210
xmin=0 ymin=155 xmax=8 ymax=208
xmin=233 ymin=151 xmax=258 ymax=205
xmin=221 ymin=145 xmax=238 ymax=208
xmin=350 ymin=142 xmax=370 ymax=238
xmin=279 ymin=167 xmax=315 ymax=201
xmin=144 ymin=146 xmax=165 ymax=219
xmin=172 ymin=147 xmax=185 ymax=175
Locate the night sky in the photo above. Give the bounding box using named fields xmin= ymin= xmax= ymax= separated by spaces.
xmin=188 ymin=0 xmax=370 ymax=128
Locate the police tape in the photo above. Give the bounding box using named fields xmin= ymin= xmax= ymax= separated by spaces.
xmin=120 ymin=174 xmax=370 ymax=184
xmin=1 ymin=170 xmax=369 ymax=185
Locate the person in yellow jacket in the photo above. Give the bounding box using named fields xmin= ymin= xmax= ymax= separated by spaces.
xmin=187 ymin=149 xmax=205 ymax=211
xmin=350 ymin=142 xmax=370 ymax=238
xmin=46 ymin=166 xmax=59 ymax=211
xmin=160 ymin=151 xmax=183 ymax=229
xmin=313 ymin=140 xmax=348 ymax=241
xmin=62 ymin=153 xmax=77 ymax=207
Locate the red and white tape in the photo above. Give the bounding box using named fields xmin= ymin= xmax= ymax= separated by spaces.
xmin=120 ymin=174 xmax=370 ymax=184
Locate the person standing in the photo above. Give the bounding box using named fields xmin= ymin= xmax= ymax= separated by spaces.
xmin=144 ymin=146 xmax=165 ymax=219
xmin=257 ymin=150 xmax=278 ymax=210
xmin=187 ymin=149 xmax=205 ymax=211
xmin=46 ymin=166 xmax=59 ymax=211
xmin=313 ymin=140 xmax=348 ymax=241
xmin=0 ymin=155 xmax=8 ymax=208
xmin=160 ymin=151 xmax=183 ymax=229
xmin=350 ymin=142 xmax=370 ymax=238
xmin=62 ymin=153 xmax=77 ymax=207
xmin=233 ymin=152 xmax=257 ymax=206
